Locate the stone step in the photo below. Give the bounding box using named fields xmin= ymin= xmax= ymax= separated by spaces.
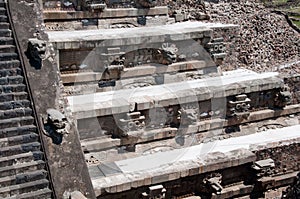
xmin=0 ymin=53 xmax=18 ymax=61
xmin=0 ymin=29 xmax=11 ymax=37
xmin=0 ymin=179 xmax=49 ymax=198
xmin=0 ymin=37 xmax=13 ymax=45
xmin=81 ymin=137 xmax=121 ymax=153
xmin=0 ymin=15 xmax=7 ymax=22
xmin=0 ymin=84 xmax=26 ymax=94
xmin=0 ymin=7 xmax=5 ymax=15
xmin=0 ymin=107 xmax=32 ymax=120
xmin=0 ymin=151 xmax=43 ymax=168
xmin=6 ymin=188 xmax=52 ymax=199
xmin=0 ymin=67 xmax=21 ymax=77
xmin=0 ymin=169 xmax=47 ymax=188
xmin=0 ymin=99 xmax=30 ymax=111
xmin=0 ymin=160 xmax=45 ymax=178
xmin=0 ymin=125 xmax=36 ymax=139
xmin=0 ymin=142 xmax=41 ymax=158
xmin=0 ymin=132 xmax=38 ymax=148
xmin=0 ymin=116 xmax=34 ymax=129
xmin=0 ymin=75 xmax=23 ymax=85
xmin=0 ymin=60 xmax=20 ymax=69
xmin=0 ymin=2 xmax=5 ymax=8
xmin=0 ymin=91 xmax=28 ymax=103
xmin=0 ymin=45 xmax=15 ymax=53
xmin=0 ymin=22 xmax=9 ymax=29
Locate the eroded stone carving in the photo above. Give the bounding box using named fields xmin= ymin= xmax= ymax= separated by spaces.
xmin=119 ymin=111 xmax=145 ymax=134
xmin=142 ymin=185 xmax=166 ymax=199
xmin=42 ymin=108 xmax=68 ymax=144
xmin=252 ymin=158 xmax=275 ymax=177
xmin=85 ymin=0 xmax=106 ymax=11
xmin=203 ymin=173 xmax=223 ymax=194
xmin=28 ymin=38 xmax=47 ymax=64
xmin=178 ymin=105 xmax=198 ymax=126
xmin=205 ymin=37 xmax=226 ymax=65
xmin=228 ymin=94 xmax=251 ymax=118
xmin=275 ymin=86 xmax=292 ymax=108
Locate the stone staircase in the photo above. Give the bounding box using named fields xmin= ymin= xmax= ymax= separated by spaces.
xmin=0 ymin=1 xmax=52 ymax=198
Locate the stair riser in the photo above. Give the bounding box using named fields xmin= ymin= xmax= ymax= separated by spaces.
xmin=0 ymin=126 xmax=36 ymax=139
xmin=0 ymin=134 xmax=38 ymax=148
xmin=0 ymin=171 xmax=47 ymax=188
xmin=0 ymin=68 xmax=21 ymax=77
xmin=21 ymin=192 xmax=52 ymax=199
xmin=0 ymin=16 xmax=7 ymax=23
xmin=0 ymin=108 xmax=32 ymax=120
xmin=0 ymin=180 xmax=48 ymax=198
xmin=0 ymin=39 xmax=13 ymax=45
xmin=0 ymin=9 xmax=6 ymax=15
xmin=0 ymin=93 xmax=28 ymax=103
xmin=0 ymin=76 xmax=23 ymax=85
xmin=0 ymin=30 xmax=10 ymax=37
xmin=0 ymin=46 xmax=15 ymax=53
xmin=0 ymin=85 xmax=26 ymax=94
xmin=0 ymin=61 xmax=20 ymax=69
xmin=0 ymin=144 xmax=41 ymax=158
xmin=0 ymin=54 xmax=18 ymax=62
xmin=0 ymin=23 xmax=9 ymax=29
xmin=0 ymin=163 xmax=45 ymax=178
xmin=0 ymin=153 xmax=43 ymax=168
xmin=0 ymin=100 xmax=30 ymax=111
xmin=0 ymin=117 xmax=34 ymax=129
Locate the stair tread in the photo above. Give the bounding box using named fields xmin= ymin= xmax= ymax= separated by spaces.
xmin=0 ymin=115 xmax=34 ymax=124
xmin=0 ymin=125 xmax=36 ymax=133
xmin=0 ymin=59 xmax=19 ymax=63
xmin=0 ymin=132 xmax=38 ymax=147
xmin=0 ymin=160 xmax=44 ymax=173
xmin=0 ymin=151 xmax=41 ymax=164
xmin=0 ymin=84 xmax=26 ymax=93
xmin=0 ymin=169 xmax=47 ymax=184
xmin=0 ymin=178 xmax=48 ymax=193
xmin=0 ymin=107 xmax=31 ymax=114
xmin=5 ymin=188 xmax=52 ymax=199
xmin=0 ymin=76 xmax=23 ymax=86
xmin=0 ymin=44 xmax=13 ymax=48
xmin=0 ymin=37 xmax=12 ymax=41
xmin=0 ymin=141 xmax=41 ymax=157
xmin=0 ymin=91 xmax=28 ymax=102
xmin=0 ymin=100 xmax=30 ymax=110
xmin=0 ymin=52 xmax=17 ymax=56
xmin=0 ymin=68 xmax=21 ymax=77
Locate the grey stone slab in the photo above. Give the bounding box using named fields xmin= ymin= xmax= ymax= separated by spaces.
xmin=89 ymin=166 xmax=105 ymax=179
xmin=98 ymin=162 xmax=123 ymax=177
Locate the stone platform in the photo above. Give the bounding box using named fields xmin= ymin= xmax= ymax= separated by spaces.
xmin=67 ymin=69 xmax=281 ymax=119
xmin=47 ymin=21 xmax=236 ymax=49
xmin=90 ymin=124 xmax=300 ymax=196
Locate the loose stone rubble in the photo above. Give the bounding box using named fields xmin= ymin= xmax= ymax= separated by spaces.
xmin=205 ymin=1 xmax=300 ymax=74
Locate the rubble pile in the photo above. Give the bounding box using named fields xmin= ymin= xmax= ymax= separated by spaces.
xmin=205 ymin=1 xmax=300 ymax=74
xmin=167 ymin=0 xmax=207 ymax=20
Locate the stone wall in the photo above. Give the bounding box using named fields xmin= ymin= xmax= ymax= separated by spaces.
xmin=8 ymin=0 xmax=95 ymax=198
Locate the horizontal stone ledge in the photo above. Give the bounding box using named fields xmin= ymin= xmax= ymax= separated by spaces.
xmin=43 ymin=7 xmax=168 ymax=20
xmin=47 ymin=22 xmax=237 ymax=49
xmin=92 ymin=148 xmax=255 ymax=196
xmin=68 ymin=69 xmax=282 ymax=118
xmin=92 ymin=125 xmax=300 ymax=196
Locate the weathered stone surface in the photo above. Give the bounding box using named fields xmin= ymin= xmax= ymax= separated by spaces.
xmin=8 ymin=0 xmax=95 ymax=198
